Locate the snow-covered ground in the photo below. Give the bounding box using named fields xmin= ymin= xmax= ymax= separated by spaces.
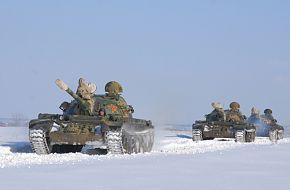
xmin=0 ymin=126 xmax=290 ymax=190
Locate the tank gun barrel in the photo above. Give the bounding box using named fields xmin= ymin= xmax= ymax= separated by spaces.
xmin=55 ymin=79 xmax=79 ymax=100
xmin=56 ymin=79 xmax=69 ymax=91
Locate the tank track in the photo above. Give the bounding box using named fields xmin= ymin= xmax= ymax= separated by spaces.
xmin=245 ymin=129 xmax=256 ymax=142
xmin=269 ymin=130 xmax=278 ymax=143
xmin=269 ymin=129 xmax=284 ymax=143
xmin=235 ymin=130 xmax=245 ymax=143
xmin=106 ymin=130 xmax=124 ymax=154
xmin=122 ymin=129 xmax=154 ymax=154
xmin=29 ymin=129 xmax=51 ymax=155
xmin=192 ymin=129 xmax=202 ymax=142
xmin=277 ymin=130 xmax=284 ymax=140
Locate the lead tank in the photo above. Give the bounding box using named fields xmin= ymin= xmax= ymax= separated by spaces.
xmin=29 ymin=79 xmax=154 ymax=155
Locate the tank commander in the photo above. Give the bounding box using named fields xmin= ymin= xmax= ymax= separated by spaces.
xmin=261 ymin=109 xmax=277 ymax=124
xmin=206 ymin=102 xmax=225 ymax=122
xmin=55 ymin=78 xmax=97 ymax=115
xmin=247 ymin=107 xmax=260 ymax=124
xmin=76 ymin=78 xmax=96 ymax=100
xmin=225 ymin=102 xmax=246 ymax=123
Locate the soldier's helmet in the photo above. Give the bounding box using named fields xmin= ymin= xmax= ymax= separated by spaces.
xmin=105 ymin=81 xmax=123 ymax=94
xmin=230 ymin=102 xmax=240 ymax=110
xmin=251 ymin=107 xmax=260 ymax=115
xmin=211 ymin=102 xmax=223 ymax=110
xmin=264 ymin=109 xmax=272 ymax=114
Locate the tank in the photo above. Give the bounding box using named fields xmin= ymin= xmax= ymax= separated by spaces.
xmin=192 ymin=119 xmax=256 ymax=143
xmin=29 ymin=79 xmax=154 ymax=155
xmin=247 ymin=116 xmax=284 ymax=143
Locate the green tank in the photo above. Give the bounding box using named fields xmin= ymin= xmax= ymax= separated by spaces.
xmin=29 ymin=79 xmax=154 ymax=155
xmin=192 ymin=114 xmax=256 ymax=143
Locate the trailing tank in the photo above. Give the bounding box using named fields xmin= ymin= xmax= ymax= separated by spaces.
xmin=192 ymin=102 xmax=256 ymax=143
xmin=192 ymin=102 xmax=256 ymax=142
xmin=192 ymin=120 xmax=256 ymax=143
xmin=29 ymin=79 xmax=154 ymax=155
xmin=247 ymin=116 xmax=284 ymax=143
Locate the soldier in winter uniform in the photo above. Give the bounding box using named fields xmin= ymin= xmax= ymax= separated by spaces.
xmin=103 ymin=81 xmax=134 ymax=118
xmin=56 ymin=78 xmax=97 ymax=116
xmin=206 ymin=102 xmax=226 ymax=122
xmin=261 ymin=109 xmax=277 ymax=124
xmin=225 ymin=102 xmax=246 ymax=123
xmin=247 ymin=107 xmax=260 ymax=124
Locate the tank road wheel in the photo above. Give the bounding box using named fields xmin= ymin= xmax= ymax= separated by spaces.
xmin=192 ymin=129 xmax=203 ymax=142
xmin=269 ymin=130 xmax=278 ymax=143
xmin=235 ymin=130 xmax=245 ymax=143
xmin=245 ymin=129 xmax=256 ymax=142
xmin=29 ymin=129 xmax=52 ymax=155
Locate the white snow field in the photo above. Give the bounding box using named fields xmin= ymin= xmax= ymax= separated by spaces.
xmin=0 ymin=126 xmax=290 ymax=190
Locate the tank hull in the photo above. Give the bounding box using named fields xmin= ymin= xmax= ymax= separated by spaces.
xmin=29 ymin=114 xmax=154 ymax=154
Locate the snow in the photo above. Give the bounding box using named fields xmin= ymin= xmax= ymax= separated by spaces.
xmin=0 ymin=126 xmax=290 ymax=190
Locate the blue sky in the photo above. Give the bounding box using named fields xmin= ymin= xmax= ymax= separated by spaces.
xmin=0 ymin=1 xmax=290 ymax=125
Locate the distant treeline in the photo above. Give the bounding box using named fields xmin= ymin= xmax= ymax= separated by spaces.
xmin=0 ymin=118 xmax=29 ymax=127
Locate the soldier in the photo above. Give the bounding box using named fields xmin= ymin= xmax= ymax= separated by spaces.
xmin=206 ymin=102 xmax=225 ymax=122
xmin=74 ymin=78 xmax=97 ymax=115
xmin=104 ymin=81 xmax=134 ymax=118
xmin=261 ymin=109 xmax=277 ymax=124
xmin=247 ymin=107 xmax=260 ymax=124
xmin=55 ymin=78 xmax=97 ymax=115
xmin=225 ymin=102 xmax=246 ymax=123
xmin=76 ymin=78 xmax=96 ymax=100
xmin=98 ymin=108 xmax=106 ymax=117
